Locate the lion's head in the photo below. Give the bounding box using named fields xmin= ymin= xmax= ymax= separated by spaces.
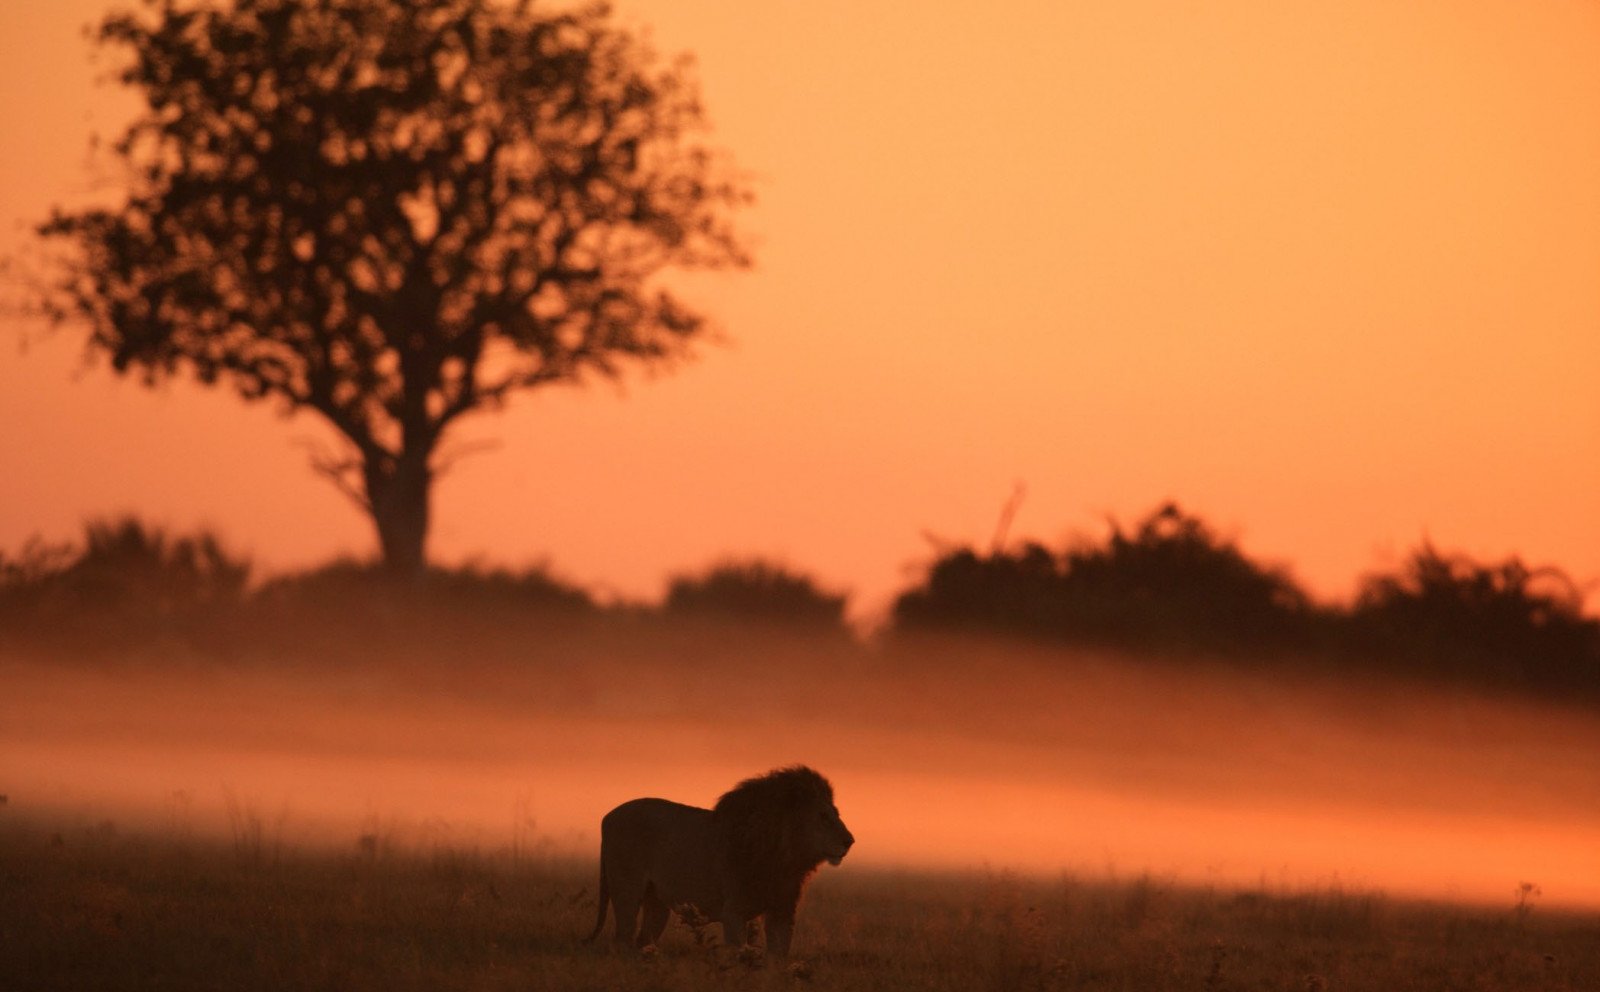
xmin=713 ymin=765 xmax=854 ymax=904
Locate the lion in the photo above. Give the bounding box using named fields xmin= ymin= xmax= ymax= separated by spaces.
xmin=582 ymin=765 xmax=854 ymax=959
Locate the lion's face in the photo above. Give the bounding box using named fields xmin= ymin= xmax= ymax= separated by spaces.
xmin=715 ymin=765 xmax=854 ymax=879
xmin=805 ymin=800 xmax=854 ymax=866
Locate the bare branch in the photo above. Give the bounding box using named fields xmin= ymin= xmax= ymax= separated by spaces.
xmin=432 ymin=437 xmax=502 ymax=479
xmin=296 ymin=436 xmax=371 ymax=513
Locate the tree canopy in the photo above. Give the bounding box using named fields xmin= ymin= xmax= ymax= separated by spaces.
xmin=39 ymin=0 xmax=750 ymax=572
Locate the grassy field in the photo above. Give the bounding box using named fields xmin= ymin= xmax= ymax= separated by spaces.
xmin=4 ymin=815 xmax=1594 ymax=992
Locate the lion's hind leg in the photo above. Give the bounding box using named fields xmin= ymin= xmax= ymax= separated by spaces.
xmin=608 ymin=877 xmax=644 ymax=947
xmin=582 ymin=864 xmax=610 ymax=943
xmin=638 ymin=886 xmax=670 ymax=948
xmin=719 ymin=908 xmax=753 ymax=951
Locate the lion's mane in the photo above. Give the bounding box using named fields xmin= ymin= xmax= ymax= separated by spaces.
xmin=712 ymin=765 xmax=836 ymax=909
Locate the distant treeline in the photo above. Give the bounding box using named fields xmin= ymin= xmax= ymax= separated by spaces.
xmin=1 ymin=507 xmax=1596 ymax=702
xmin=893 ymin=504 xmax=1599 ymax=700
xmin=0 ymin=518 xmax=852 ymax=669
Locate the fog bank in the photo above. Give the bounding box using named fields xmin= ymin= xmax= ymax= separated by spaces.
xmin=5 ymin=632 xmax=1597 ymax=908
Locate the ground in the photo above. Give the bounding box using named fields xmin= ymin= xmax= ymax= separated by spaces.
xmin=3 ymin=815 xmax=1594 ymax=992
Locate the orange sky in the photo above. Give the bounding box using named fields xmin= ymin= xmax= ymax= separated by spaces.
xmin=2 ymin=0 xmax=1597 ymax=619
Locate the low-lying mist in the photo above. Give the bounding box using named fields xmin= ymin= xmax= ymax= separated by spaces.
xmin=5 ymin=621 xmax=1598 ymax=909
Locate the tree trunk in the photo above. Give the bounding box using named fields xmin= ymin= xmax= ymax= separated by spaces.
xmin=366 ymin=451 xmax=431 ymax=578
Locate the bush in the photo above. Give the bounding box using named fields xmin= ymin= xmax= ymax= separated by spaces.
xmin=1349 ymin=544 xmax=1600 ymax=693
xmin=233 ymin=558 xmax=601 ymax=666
xmin=662 ymin=559 xmax=849 ymax=632
xmin=0 ymin=523 xmax=600 ymax=662
xmin=251 ymin=558 xmax=595 ymax=616
xmin=892 ymin=503 xmax=1313 ymax=655
xmin=0 ymin=517 xmax=249 ymax=642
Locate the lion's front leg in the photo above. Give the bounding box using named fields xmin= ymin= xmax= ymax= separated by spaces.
xmin=765 ymin=908 xmax=795 ymax=960
xmin=719 ymin=910 xmax=768 ymax=968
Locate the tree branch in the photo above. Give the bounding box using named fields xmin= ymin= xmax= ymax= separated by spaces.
xmin=296 ymin=436 xmax=371 ymax=513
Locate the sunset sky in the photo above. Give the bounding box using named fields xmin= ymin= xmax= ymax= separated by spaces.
xmin=2 ymin=0 xmax=1597 ymax=619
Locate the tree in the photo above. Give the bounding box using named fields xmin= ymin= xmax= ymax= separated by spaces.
xmin=38 ymin=0 xmax=750 ymax=574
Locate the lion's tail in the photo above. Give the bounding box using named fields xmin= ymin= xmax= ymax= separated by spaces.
xmin=582 ymin=862 xmax=609 ymax=944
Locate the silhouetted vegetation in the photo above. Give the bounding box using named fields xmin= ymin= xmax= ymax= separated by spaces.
xmin=0 ymin=521 xmax=860 ymax=670
xmin=37 ymin=0 xmax=750 ymax=575
xmin=893 ymin=504 xmax=1316 ymax=655
xmin=0 ymin=517 xmax=250 ymax=646
xmin=892 ymin=503 xmax=1598 ymax=700
xmin=0 ymin=520 xmax=597 ymax=663
xmin=253 ymin=557 xmax=595 ymax=617
xmin=663 ymin=559 xmax=849 ymax=633
xmin=233 ymin=557 xmax=604 ymax=669
xmin=2 ymin=506 xmax=1595 ymax=702
xmin=1346 ymin=544 xmax=1600 ymax=694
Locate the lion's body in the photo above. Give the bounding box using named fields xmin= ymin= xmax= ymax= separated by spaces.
xmin=584 ymin=766 xmax=853 ymax=959
xmin=591 ymin=798 xmax=730 ymax=947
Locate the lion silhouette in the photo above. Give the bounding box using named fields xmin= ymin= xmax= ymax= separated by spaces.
xmin=583 ymin=765 xmax=854 ymax=959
